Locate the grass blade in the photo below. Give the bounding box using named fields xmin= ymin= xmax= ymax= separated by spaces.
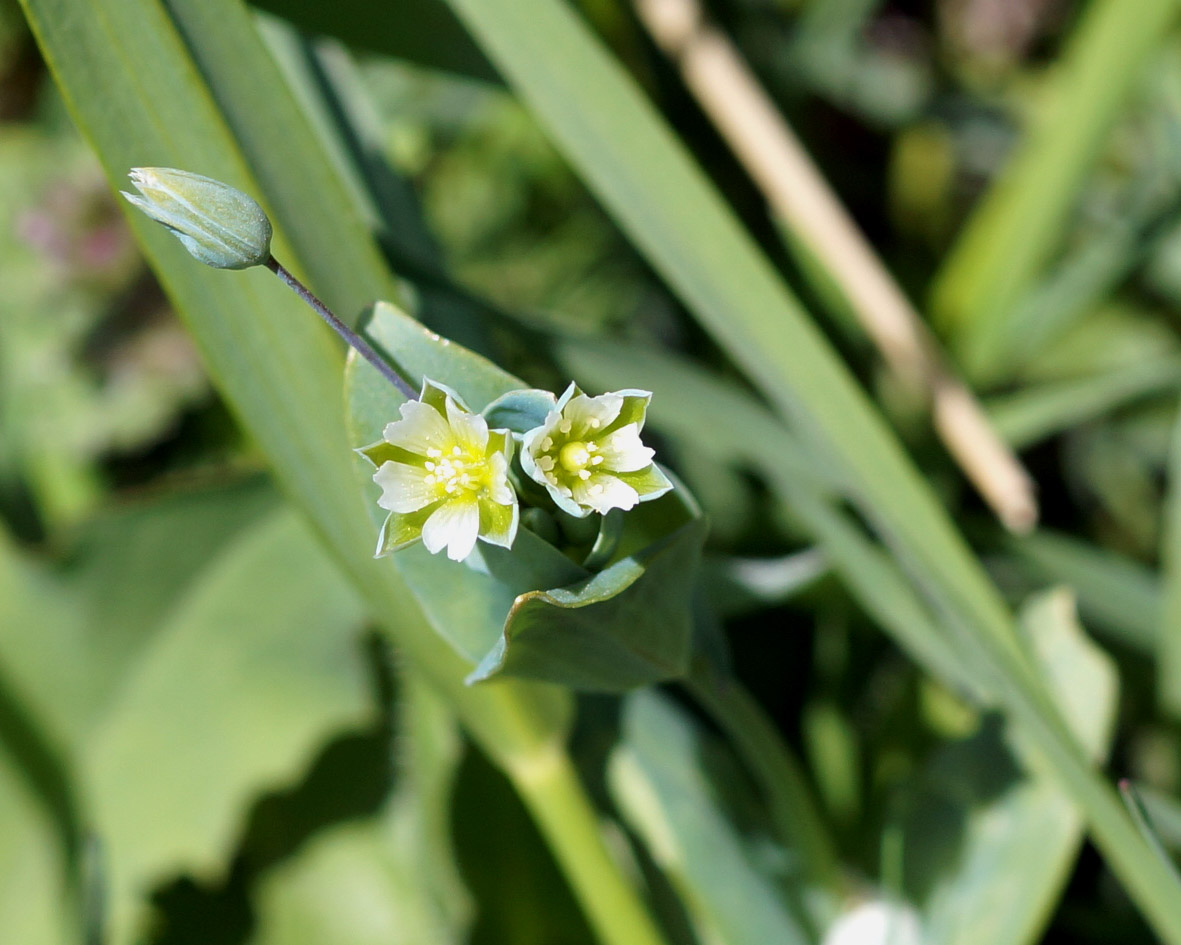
xmin=930 ymin=0 xmax=1181 ymax=378
xmin=436 ymin=1 xmax=1181 ymax=936
xmin=1160 ymin=403 xmax=1181 ymax=718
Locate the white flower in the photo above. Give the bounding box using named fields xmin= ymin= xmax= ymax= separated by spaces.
xmin=521 ymin=383 xmax=672 ymax=518
xmin=357 ymin=379 xmax=518 ymax=561
xmin=822 ymin=900 xmax=923 ymax=945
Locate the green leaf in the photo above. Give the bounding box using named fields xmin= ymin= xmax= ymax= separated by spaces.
xmin=16 ymin=2 xmax=650 ymax=942
xmin=0 ymin=486 xmax=373 ymax=942
xmin=19 ymin=0 xmax=574 ymax=784
xmin=608 ymin=691 xmax=813 ymax=945
xmin=558 ymin=337 xmax=979 ymax=697
xmin=0 ymin=748 xmax=70 ymax=945
xmin=347 ymin=301 xmax=704 ymax=691
xmin=471 ymin=517 xmax=707 ymax=690
xmin=82 ymin=508 xmax=372 ymax=938
xmin=930 ymin=0 xmax=1181 ymax=377
xmin=0 ymin=478 xmax=277 ymax=750
xmin=987 ymin=358 xmax=1181 ymax=450
xmin=1010 ymin=531 xmax=1159 ymax=655
xmin=482 ymin=387 xmax=558 ymax=435
xmin=252 ymin=0 xmax=499 ymax=84
xmin=358 ymin=300 xmax=522 ymax=409
xmin=251 ymin=677 xmax=471 ymax=945
xmin=905 ymin=589 xmax=1118 ymax=945
xmin=1160 ymin=402 xmax=1181 ymax=719
xmin=162 ymin=0 xmax=406 ymax=318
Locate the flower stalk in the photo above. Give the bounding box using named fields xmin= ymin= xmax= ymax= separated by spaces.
xmin=265 ymin=256 xmax=418 ymax=400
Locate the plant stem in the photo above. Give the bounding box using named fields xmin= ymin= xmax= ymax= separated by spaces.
xmin=505 ymin=743 xmax=671 ymax=945
xmin=266 ymin=256 xmax=418 ymax=400
xmin=685 ymin=664 xmax=844 ymax=922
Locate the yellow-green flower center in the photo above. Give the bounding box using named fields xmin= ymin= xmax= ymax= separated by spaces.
xmin=559 ymin=441 xmax=592 ymax=472
xmin=535 ymin=431 xmax=607 ymax=495
xmin=423 ymin=445 xmax=488 ymax=498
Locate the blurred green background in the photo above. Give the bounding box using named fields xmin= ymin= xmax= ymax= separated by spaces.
xmin=4 ymin=0 xmax=1181 ymax=942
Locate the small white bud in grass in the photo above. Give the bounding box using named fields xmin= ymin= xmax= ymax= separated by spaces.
xmin=122 ymin=167 xmax=272 ymax=270
xmin=822 ymin=900 xmax=923 ymax=945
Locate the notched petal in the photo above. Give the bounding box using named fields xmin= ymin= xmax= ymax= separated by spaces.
xmin=596 ymin=423 xmax=654 ymax=472
xmin=373 ymin=460 xmax=436 ymax=513
xmin=385 ymin=399 xmax=452 ymax=454
xmin=422 ymin=495 xmax=480 ymax=561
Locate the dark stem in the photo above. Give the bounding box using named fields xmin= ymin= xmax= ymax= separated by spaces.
xmin=266 ymin=256 xmax=418 ymax=400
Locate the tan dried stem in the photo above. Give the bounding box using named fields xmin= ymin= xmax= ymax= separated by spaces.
xmin=634 ymin=0 xmax=1038 ymax=533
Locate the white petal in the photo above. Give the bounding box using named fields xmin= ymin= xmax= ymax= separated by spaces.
xmin=521 ymin=420 xmax=556 ymax=482
xmin=422 ymin=495 xmax=480 ymax=561
xmin=373 ymin=461 xmax=436 ymax=513
xmin=563 ymin=392 xmax=622 ymax=436
xmin=486 ymin=451 xmax=515 ymax=505
xmin=595 ymin=423 xmax=654 ymax=472
xmin=446 ymin=397 xmax=489 ymax=455
xmin=573 ymin=473 xmax=639 ymax=513
xmin=385 ymin=400 xmax=452 ymax=455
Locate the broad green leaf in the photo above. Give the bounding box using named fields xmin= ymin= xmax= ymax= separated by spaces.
xmin=83 ymin=508 xmax=371 ymax=939
xmin=0 ymin=747 xmax=69 ymax=945
xmin=0 ymin=486 xmax=374 ymax=942
xmin=609 ymin=691 xmax=813 ymax=945
xmin=906 ymin=589 xmax=1117 ymax=945
xmin=252 ymin=819 xmax=453 ymax=945
xmin=251 ymin=676 xmax=470 ymax=945
xmin=471 ymin=517 xmax=707 ymax=690
xmin=0 ymin=478 xmax=276 ymax=750
xmin=346 ymin=301 xmax=704 ymax=691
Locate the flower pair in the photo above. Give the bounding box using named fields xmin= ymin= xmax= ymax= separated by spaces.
xmin=358 ymin=379 xmax=672 ymax=561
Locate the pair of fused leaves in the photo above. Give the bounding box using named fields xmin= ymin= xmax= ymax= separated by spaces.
xmin=346 ymin=302 xmax=706 ymax=692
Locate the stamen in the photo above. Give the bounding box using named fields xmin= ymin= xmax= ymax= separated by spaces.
xmin=591 ymin=456 xmax=604 ymax=465
xmin=578 ymin=470 xmax=591 ymax=480
xmin=589 ymin=418 xmax=600 ymax=428
xmin=427 ymin=448 xmax=442 ymax=458
xmin=559 ymin=420 xmax=572 ymax=434
xmin=541 ymin=437 xmax=553 ymax=451
xmin=424 ymin=461 xmax=435 ymax=471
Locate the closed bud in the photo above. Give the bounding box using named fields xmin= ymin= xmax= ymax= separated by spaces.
xmin=122 ymin=167 xmax=272 ymax=270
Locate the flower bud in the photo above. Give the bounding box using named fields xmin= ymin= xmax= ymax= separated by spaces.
xmin=121 ymin=167 xmax=272 ymax=270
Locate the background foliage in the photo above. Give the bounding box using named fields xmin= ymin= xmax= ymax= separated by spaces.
xmin=3 ymin=0 xmax=1181 ymax=942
